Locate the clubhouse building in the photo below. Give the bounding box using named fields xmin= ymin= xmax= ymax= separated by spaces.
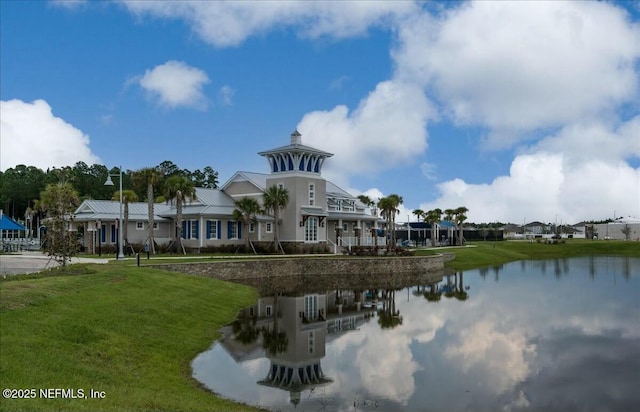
xmin=73 ymin=130 xmax=382 ymax=253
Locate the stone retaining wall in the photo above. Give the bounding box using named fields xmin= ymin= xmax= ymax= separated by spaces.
xmin=150 ymin=253 xmax=454 ymax=291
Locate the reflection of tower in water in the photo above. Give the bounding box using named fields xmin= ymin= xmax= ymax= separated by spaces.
xmin=256 ymin=290 xmax=376 ymax=407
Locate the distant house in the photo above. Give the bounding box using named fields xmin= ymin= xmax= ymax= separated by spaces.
xmin=73 ymin=130 xmax=382 ymax=253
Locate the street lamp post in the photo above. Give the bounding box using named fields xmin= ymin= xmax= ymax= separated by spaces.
xmin=104 ymin=167 xmax=125 ymax=260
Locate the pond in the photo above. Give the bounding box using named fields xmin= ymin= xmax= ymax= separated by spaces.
xmin=192 ymin=256 xmax=640 ymax=411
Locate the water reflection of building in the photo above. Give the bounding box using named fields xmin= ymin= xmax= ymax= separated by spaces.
xmin=220 ymin=290 xmax=377 ymax=407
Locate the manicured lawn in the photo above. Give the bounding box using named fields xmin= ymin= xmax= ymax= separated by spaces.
xmin=0 ymin=264 xmax=260 ymax=412
xmin=415 ymin=239 xmax=640 ymax=270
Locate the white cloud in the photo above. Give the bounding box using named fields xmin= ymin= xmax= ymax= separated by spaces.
xmin=444 ymin=319 xmax=534 ymax=395
xmin=0 ymin=99 xmax=101 ymax=171
xmin=298 ymin=80 xmax=435 ymax=183
xmin=394 ymin=1 xmax=640 ymax=147
xmin=119 ymin=1 xmax=417 ymax=47
xmin=135 ymin=60 xmax=210 ymax=109
xmin=420 ymin=162 xmax=437 ymax=181
xmin=218 ymin=85 xmax=235 ymax=107
xmin=420 ymin=149 xmax=640 ymax=224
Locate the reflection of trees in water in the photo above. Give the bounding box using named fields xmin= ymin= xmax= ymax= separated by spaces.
xmin=261 ymin=326 xmax=288 ymax=355
xmin=623 ymin=257 xmax=630 ymax=280
xmin=417 ymin=272 xmax=470 ymax=303
xmin=493 ymin=265 xmax=502 ymax=282
xmin=479 ymin=267 xmax=489 ymax=281
xmin=454 ymin=272 xmax=468 ymax=301
xmin=232 ymin=315 xmax=260 ymax=345
xmin=377 ymin=289 xmax=403 ymax=329
xmin=261 ymin=292 xmax=288 ymax=355
xmin=442 ymin=273 xmax=469 ymax=301
xmin=422 ymin=283 xmax=441 ymax=302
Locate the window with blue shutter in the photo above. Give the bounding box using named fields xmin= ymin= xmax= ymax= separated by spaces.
xmin=217 ymin=220 xmax=221 ymax=239
xmin=206 ymin=220 xmax=211 ymax=239
xmin=193 ymin=221 xmax=199 ymax=239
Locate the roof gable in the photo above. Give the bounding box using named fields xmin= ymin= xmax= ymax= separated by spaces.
xmin=221 ymin=171 xmax=268 ymax=192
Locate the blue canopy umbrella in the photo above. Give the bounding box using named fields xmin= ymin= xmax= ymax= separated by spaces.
xmin=0 ymin=213 xmax=27 ymax=231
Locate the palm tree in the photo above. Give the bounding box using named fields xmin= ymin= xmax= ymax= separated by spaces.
xmin=163 ymin=175 xmax=197 ymax=254
xmin=443 ymin=208 xmax=455 ymax=245
xmin=262 ymin=185 xmax=289 ymax=254
xmin=233 ymin=197 xmax=261 ymax=253
xmin=412 ymin=209 xmax=424 ymax=222
xmin=111 ymin=189 xmax=139 ymax=249
xmin=425 ymin=208 xmax=442 ymax=247
xmin=378 ymin=194 xmax=403 ymax=248
xmin=133 ymin=167 xmax=163 ymax=254
xmin=358 ymin=194 xmax=375 ymax=211
xmin=453 ymin=206 xmax=469 ymax=246
xmin=377 ymin=196 xmax=394 ymax=248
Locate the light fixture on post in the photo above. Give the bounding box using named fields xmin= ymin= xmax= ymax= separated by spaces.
xmin=104 ymin=166 xmax=125 ymax=260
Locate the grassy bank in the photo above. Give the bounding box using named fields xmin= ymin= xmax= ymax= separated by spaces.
xmin=0 ymin=265 xmax=259 ymax=412
xmin=415 ymin=239 xmax=640 ymax=271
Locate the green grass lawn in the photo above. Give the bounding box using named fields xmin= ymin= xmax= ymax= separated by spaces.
xmin=0 ymin=264 xmax=260 ymax=412
xmin=415 ymin=239 xmax=640 ymax=270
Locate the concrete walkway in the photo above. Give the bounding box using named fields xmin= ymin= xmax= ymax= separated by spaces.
xmin=0 ymin=252 xmax=109 ymax=275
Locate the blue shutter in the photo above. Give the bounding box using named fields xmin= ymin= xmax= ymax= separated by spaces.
xmin=217 ymin=220 xmax=221 ymax=239
xmin=238 ymin=222 xmax=242 ymax=240
xmin=194 ymin=221 xmax=199 ymax=239
xmin=227 ymin=221 xmax=232 ymax=239
xmin=182 ymin=221 xmax=187 ymax=239
xmin=111 ymin=225 xmax=116 ymax=242
xmin=101 ymin=224 xmax=106 ymax=243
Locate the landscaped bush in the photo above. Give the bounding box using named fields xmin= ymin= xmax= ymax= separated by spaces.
xmin=345 ymin=246 xmax=414 ymax=256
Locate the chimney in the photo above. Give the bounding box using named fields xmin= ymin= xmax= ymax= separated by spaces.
xmin=291 ymin=129 xmax=302 ymax=145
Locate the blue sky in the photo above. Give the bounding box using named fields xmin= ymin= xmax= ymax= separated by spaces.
xmin=1 ymin=1 xmax=639 ymax=224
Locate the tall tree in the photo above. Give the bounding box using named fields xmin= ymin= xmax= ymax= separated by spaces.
xmin=38 ymin=183 xmax=80 ymax=267
xmin=163 ymin=175 xmax=197 ymax=254
xmin=412 ymin=209 xmax=425 ymax=222
xmin=425 ymin=208 xmax=442 ymax=247
xmin=358 ymin=195 xmax=375 ymax=209
xmin=111 ymin=190 xmax=139 ymax=247
xmin=453 ymin=206 xmax=469 ymax=246
xmin=133 ymin=167 xmax=164 ymax=254
xmin=190 ymin=166 xmax=219 ymax=189
xmin=377 ymin=197 xmax=394 ymax=248
xmin=263 ymin=185 xmax=289 ymax=254
xmin=233 ymin=197 xmax=261 ymax=253
xmin=378 ymin=194 xmax=403 ymax=248
xmin=0 ymin=165 xmax=47 ymax=220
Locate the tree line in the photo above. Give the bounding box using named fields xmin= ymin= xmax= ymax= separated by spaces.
xmin=0 ymin=160 xmax=219 ymax=222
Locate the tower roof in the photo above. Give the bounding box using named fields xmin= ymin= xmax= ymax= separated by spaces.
xmin=258 ymin=130 xmax=333 ymax=158
xmin=258 ymin=130 xmax=333 ymax=175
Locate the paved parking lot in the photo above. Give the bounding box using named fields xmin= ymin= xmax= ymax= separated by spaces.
xmin=0 ymin=252 xmax=108 ymax=275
